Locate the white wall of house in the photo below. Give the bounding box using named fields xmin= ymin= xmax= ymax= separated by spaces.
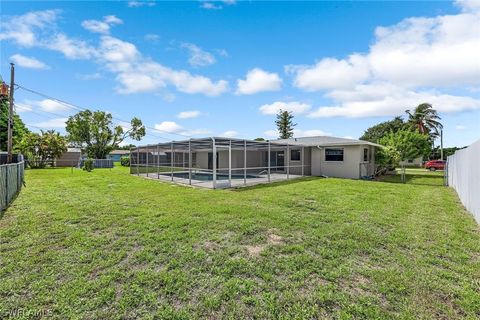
xmin=399 ymin=156 xmax=423 ymax=167
xmin=311 ymin=144 xmax=374 ymax=179
xmin=287 ymin=147 xmax=311 ymax=175
xmin=193 ymin=144 xmax=379 ymax=178
xmin=196 ymin=152 xmax=209 ymax=169
xmin=193 ymin=148 xmax=313 ymax=175
xmin=195 ymin=150 xmax=266 ymax=171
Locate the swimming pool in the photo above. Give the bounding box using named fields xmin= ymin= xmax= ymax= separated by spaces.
xmin=160 ymin=172 xmax=259 ymax=181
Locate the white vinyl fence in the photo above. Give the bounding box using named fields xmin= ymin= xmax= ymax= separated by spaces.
xmin=447 ymin=139 xmax=480 ymax=223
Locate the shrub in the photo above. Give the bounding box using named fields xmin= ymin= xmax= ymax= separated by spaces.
xmin=82 ymin=159 xmax=94 ymax=172
xmin=120 ymin=155 xmax=130 ymax=167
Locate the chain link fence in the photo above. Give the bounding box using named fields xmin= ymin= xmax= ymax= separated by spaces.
xmin=0 ymin=156 xmax=25 ymax=211
xmin=447 ymin=139 xmax=479 ymax=223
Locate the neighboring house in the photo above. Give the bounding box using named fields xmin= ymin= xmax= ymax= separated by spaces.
xmin=131 ymin=136 xmax=382 ymax=188
xmin=56 ymin=148 xmax=82 ymax=167
xmin=107 ymin=150 xmax=130 ymax=162
xmin=399 ymin=156 xmax=423 ymax=168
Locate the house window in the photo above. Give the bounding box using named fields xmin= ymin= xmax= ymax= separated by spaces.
xmin=325 ymin=148 xmax=344 ymax=161
xmin=407 ymin=159 xmax=414 ymax=163
xmin=363 ymin=148 xmax=369 ymax=162
xmin=290 ymin=150 xmax=301 ymax=161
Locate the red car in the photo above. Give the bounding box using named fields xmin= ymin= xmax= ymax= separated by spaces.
xmin=425 ymin=160 xmax=446 ymax=171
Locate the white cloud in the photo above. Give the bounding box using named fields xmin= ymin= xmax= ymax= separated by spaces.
xmin=236 ymin=68 xmax=282 ymax=95
xmin=154 ymin=121 xmax=210 ymax=136
xmin=81 ymin=15 xmax=123 ymax=34
xmin=200 ymin=0 xmax=236 ymax=10
xmin=97 ymin=36 xmax=228 ymax=96
xmin=201 ymin=2 xmax=223 ymax=10
xmin=294 ymin=129 xmax=332 ymax=137
xmin=368 ymin=15 xmax=480 ymax=88
xmin=127 ymin=1 xmax=155 ymax=7
xmin=216 ymin=49 xmax=229 ymax=57
xmin=34 ymin=99 xmax=70 ymax=112
xmin=287 ymin=3 xmax=480 ymax=118
xmin=0 ymin=9 xmax=59 ymax=46
xmin=104 ymin=15 xmax=122 ymax=25
xmin=2 ymin=10 xmax=228 ymax=97
xmin=455 ymin=125 xmax=467 ymax=130
xmin=144 ymin=33 xmax=160 ymax=43
xmin=81 ymin=20 xmax=110 ymax=34
xmin=155 ymin=121 xmax=183 ymax=133
xmin=456 ymin=0 xmax=480 ymax=12
xmin=222 ymin=130 xmax=238 ymax=138
xmin=286 ymin=55 xmax=370 ymax=91
xmin=46 ymin=33 xmax=96 ymax=59
xmin=15 ymin=102 xmax=33 ymax=113
xmin=178 ymin=110 xmax=201 ymax=119
xmin=259 ymin=101 xmax=311 ymax=115
xmin=307 ymin=83 xmax=480 ymax=118
xmin=10 ymin=54 xmax=49 ymax=69
xmin=289 ymin=6 xmax=480 ymax=90
xmin=75 ymin=72 xmax=102 ymax=80
xmin=185 ymin=129 xmax=211 ymax=136
xmin=34 ymin=117 xmax=68 ymax=128
xmin=264 ymin=128 xmax=331 ymax=138
xmin=181 ymin=43 xmax=216 ymax=67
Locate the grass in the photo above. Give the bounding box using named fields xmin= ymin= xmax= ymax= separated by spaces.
xmin=0 ymin=167 xmax=479 ymax=319
xmin=377 ymin=168 xmax=445 ymax=186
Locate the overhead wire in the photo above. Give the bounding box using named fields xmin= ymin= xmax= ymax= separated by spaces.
xmin=15 ymin=84 xmax=192 ymax=139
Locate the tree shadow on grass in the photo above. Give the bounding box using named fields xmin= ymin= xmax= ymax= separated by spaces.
xmin=232 ymin=176 xmax=320 ymax=192
xmin=377 ymin=172 xmax=445 ymax=187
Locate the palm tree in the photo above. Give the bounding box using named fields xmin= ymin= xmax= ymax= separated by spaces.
xmin=405 ymin=103 xmax=443 ymax=138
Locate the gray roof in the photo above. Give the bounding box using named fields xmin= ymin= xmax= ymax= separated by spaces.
xmin=273 ymin=136 xmax=382 ymax=147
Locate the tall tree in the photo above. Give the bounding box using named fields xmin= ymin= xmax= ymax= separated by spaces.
xmin=378 ymin=129 xmax=431 ymax=167
xmin=405 ymin=103 xmax=443 ymax=138
xmin=359 ymin=116 xmax=407 ymax=143
xmin=18 ymin=130 xmax=67 ymax=168
xmin=66 ymin=110 xmax=145 ymax=159
xmin=275 ymin=110 xmax=296 ymax=139
xmin=0 ymin=94 xmax=29 ymax=151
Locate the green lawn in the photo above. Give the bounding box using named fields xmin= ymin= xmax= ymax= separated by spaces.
xmin=0 ymin=167 xmax=479 ymax=319
xmin=378 ymin=168 xmax=445 ymax=186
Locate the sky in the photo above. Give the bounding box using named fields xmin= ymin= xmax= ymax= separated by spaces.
xmin=1 ymin=0 xmax=479 ymax=147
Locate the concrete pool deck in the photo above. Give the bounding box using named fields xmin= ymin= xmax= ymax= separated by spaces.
xmin=135 ymin=171 xmax=304 ymax=189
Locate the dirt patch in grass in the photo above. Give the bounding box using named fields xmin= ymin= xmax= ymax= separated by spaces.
xmin=245 ymin=245 xmax=265 ymax=257
xmin=245 ymin=230 xmax=285 ymax=257
xmin=267 ymin=233 xmax=284 ymax=245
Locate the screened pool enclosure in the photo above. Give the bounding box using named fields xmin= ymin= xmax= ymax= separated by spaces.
xmin=131 ymin=137 xmax=311 ymax=189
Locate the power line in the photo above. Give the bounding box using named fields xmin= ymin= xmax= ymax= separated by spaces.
xmin=17 ymin=103 xmax=171 ymax=141
xmin=15 ymin=83 xmax=192 ymax=139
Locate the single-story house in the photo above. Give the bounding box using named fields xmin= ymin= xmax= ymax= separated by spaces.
xmin=56 ymin=148 xmax=82 ymax=167
xmin=131 ymin=136 xmax=382 ymax=189
xmin=107 ymin=150 xmax=130 ymax=162
xmin=399 ymin=156 xmax=423 ymax=168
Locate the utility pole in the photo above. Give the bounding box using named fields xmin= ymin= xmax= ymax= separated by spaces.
xmin=7 ymin=63 xmax=15 ymax=164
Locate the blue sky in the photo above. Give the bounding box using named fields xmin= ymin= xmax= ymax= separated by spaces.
xmin=1 ymin=0 xmax=479 ymax=147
